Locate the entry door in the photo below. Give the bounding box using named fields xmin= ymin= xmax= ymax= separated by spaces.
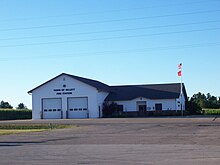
xmin=67 ymin=97 xmax=88 ymax=118
xmin=42 ymin=98 xmax=62 ymax=119
xmin=137 ymin=101 xmax=147 ymax=117
xmin=155 ymin=103 xmax=162 ymax=110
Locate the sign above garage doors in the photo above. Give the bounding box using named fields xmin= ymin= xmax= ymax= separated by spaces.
xmin=53 ymin=88 xmax=75 ymax=95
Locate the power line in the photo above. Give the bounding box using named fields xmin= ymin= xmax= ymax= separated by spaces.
xmin=0 ymin=20 xmax=220 ymax=41
xmin=0 ymin=0 xmax=214 ymax=22
xmin=0 ymin=27 xmax=219 ymax=48
xmin=1 ymin=41 xmax=220 ymax=61
xmin=1 ymin=9 xmax=220 ymax=32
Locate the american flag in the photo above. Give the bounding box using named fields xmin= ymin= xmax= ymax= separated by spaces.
xmin=178 ymin=63 xmax=182 ymax=69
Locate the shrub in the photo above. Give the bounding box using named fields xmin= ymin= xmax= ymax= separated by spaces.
xmin=102 ymin=101 xmax=121 ymax=117
xmin=0 ymin=109 xmax=32 ymax=120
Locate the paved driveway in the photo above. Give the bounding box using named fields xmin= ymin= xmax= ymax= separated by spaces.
xmin=0 ymin=118 xmax=220 ymax=165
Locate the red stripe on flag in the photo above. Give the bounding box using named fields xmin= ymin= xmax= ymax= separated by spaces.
xmin=178 ymin=71 xmax=182 ymax=76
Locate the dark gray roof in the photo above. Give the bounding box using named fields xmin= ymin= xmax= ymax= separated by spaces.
xmin=66 ymin=73 xmax=111 ymax=92
xmin=28 ymin=73 xmax=111 ymax=93
xmin=105 ymin=83 xmax=187 ymax=101
xmin=28 ymin=74 xmax=187 ymax=101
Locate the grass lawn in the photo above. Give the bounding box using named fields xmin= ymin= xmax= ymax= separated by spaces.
xmin=0 ymin=124 xmax=72 ymax=135
xmin=203 ymin=109 xmax=220 ymax=115
xmin=0 ymin=129 xmax=47 ymax=135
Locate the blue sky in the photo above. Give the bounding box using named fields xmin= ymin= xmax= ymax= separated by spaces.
xmin=0 ymin=0 xmax=220 ymax=108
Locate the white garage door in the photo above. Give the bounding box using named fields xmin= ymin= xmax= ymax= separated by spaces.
xmin=67 ymin=97 xmax=88 ymax=118
xmin=42 ymin=98 xmax=62 ymax=119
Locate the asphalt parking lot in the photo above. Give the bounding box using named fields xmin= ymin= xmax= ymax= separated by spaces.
xmin=0 ymin=117 xmax=220 ymax=165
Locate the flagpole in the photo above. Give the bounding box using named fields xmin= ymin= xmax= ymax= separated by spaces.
xmin=180 ymin=64 xmax=183 ymax=116
xmin=178 ymin=63 xmax=183 ymax=116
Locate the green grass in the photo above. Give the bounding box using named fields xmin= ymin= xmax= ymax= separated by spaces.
xmin=0 ymin=129 xmax=47 ymax=135
xmin=203 ymin=109 xmax=220 ymax=115
xmin=0 ymin=124 xmax=72 ymax=135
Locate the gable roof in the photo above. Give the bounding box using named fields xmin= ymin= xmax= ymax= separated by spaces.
xmin=105 ymin=83 xmax=187 ymax=101
xmin=28 ymin=73 xmax=111 ymax=93
xmin=66 ymin=73 xmax=111 ymax=92
xmin=28 ymin=74 xmax=187 ymax=101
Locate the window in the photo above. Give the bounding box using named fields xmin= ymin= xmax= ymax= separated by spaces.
xmin=74 ymin=108 xmax=78 ymax=111
xmin=155 ymin=104 xmax=162 ymax=110
xmin=53 ymin=109 xmax=56 ymax=111
xmin=57 ymin=109 xmax=61 ymax=111
xmin=44 ymin=109 xmax=47 ymax=112
xmin=69 ymin=109 xmax=73 ymax=111
xmin=83 ymin=108 xmax=87 ymax=111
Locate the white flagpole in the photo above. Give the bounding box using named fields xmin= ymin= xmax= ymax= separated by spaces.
xmin=180 ymin=63 xmax=183 ymax=116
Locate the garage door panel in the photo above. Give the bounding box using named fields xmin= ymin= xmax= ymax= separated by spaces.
xmin=68 ymin=97 xmax=88 ymax=118
xmin=42 ymin=98 xmax=62 ymax=119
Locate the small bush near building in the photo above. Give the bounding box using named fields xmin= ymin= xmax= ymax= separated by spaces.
xmin=0 ymin=109 xmax=32 ymax=120
xmin=102 ymin=101 xmax=123 ymax=117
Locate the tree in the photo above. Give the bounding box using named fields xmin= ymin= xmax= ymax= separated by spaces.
xmin=206 ymin=94 xmax=218 ymax=109
xmin=191 ymin=92 xmax=207 ymax=108
xmin=186 ymin=99 xmax=202 ymax=115
xmin=0 ymin=100 xmax=13 ymax=109
xmin=189 ymin=92 xmax=220 ymax=110
xmin=17 ymin=103 xmax=27 ymax=109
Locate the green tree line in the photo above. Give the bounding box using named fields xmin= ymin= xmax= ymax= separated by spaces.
xmin=186 ymin=92 xmax=220 ymax=115
xmin=0 ymin=101 xmax=28 ymax=109
xmin=190 ymin=92 xmax=220 ymax=109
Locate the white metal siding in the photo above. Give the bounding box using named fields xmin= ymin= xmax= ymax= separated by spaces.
xmin=115 ymin=97 xmax=178 ymax=112
xmin=31 ymin=74 xmax=100 ymax=119
xmin=97 ymin=91 xmax=109 ymax=117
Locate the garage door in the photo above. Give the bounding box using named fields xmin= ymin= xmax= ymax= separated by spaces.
xmin=42 ymin=98 xmax=62 ymax=119
xmin=67 ymin=97 xmax=88 ymax=118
